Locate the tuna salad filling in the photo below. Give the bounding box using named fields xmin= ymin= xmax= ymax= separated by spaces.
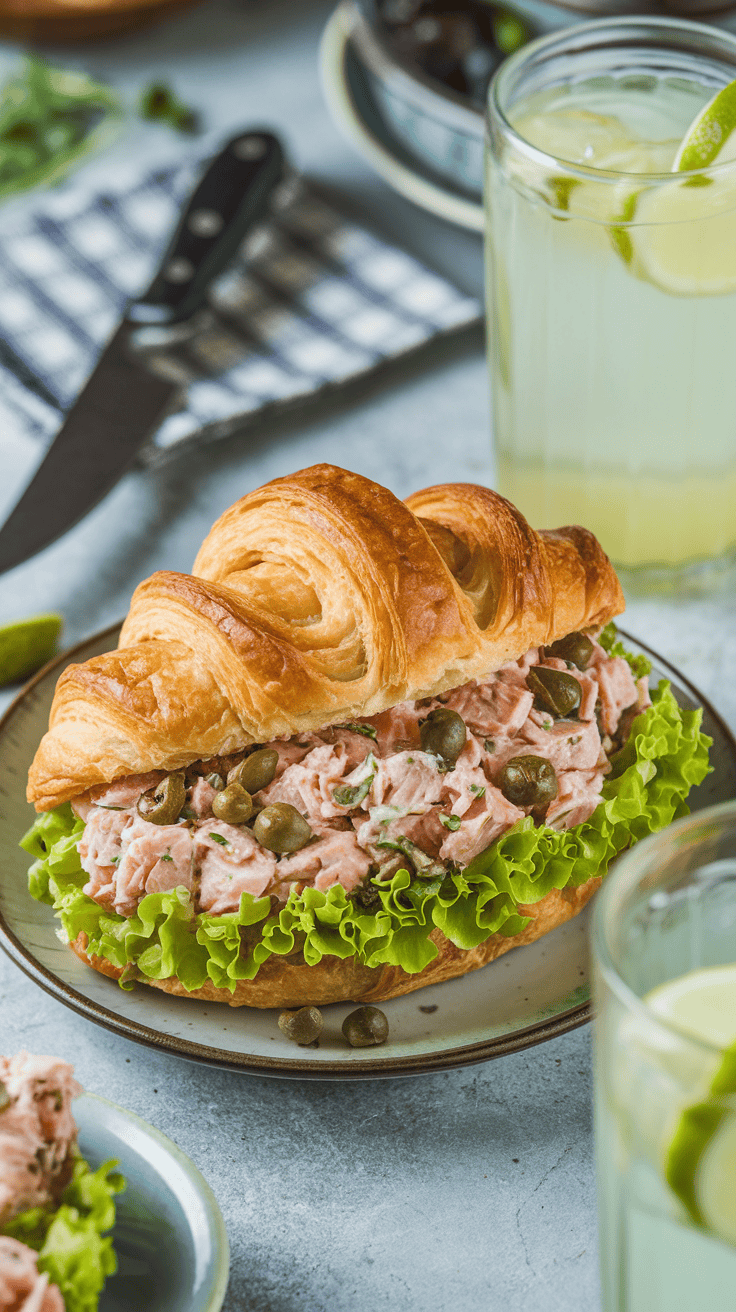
xmin=0 ymin=1055 xmax=123 ymax=1312
xmin=0 ymin=1236 xmax=64 ymax=1312
xmin=23 ymin=624 xmax=712 ymax=991
xmin=67 ymin=632 xmax=649 ymax=918
xmin=0 ymin=1055 xmax=80 ymax=1231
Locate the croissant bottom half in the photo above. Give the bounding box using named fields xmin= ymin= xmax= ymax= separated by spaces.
xmin=69 ymin=876 xmax=600 ymax=1008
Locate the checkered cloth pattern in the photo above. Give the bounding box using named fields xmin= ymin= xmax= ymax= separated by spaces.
xmin=0 ymin=152 xmax=481 ymax=458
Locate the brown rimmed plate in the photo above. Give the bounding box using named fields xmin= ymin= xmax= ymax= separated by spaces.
xmin=1 ymin=626 xmax=734 ymax=1079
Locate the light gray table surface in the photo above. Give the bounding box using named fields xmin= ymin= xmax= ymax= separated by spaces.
xmin=1 ymin=3 xmax=735 ymax=1309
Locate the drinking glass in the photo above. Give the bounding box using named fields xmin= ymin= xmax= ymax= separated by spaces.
xmin=592 ymin=799 xmax=736 ymax=1312
xmin=485 ymin=17 xmax=736 ymax=592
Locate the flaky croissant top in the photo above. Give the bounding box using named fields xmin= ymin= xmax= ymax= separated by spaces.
xmin=28 ymin=465 xmax=624 ymax=810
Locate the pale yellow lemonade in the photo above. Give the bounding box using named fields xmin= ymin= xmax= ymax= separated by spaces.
xmin=486 ymin=74 xmax=736 ymax=572
xmin=595 ymin=962 xmax=736 ymax=1311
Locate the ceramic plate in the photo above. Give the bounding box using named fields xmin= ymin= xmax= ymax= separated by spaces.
xmin=320 ymin=3 xmax=485 ymax=232
xmin=1 ymin=626 xmax=734 ymax=1079
xmin=73 ymin=1092 xmax=229 ymax=1312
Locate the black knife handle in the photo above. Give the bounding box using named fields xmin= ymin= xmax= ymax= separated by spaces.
xmin=127 ymin=130 xmax=285 ymax=327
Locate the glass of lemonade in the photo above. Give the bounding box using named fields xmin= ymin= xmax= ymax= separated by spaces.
xmin=485 ymin=18 xmax=736 ymax=591
xmin=592 ymin=800 xmax=736 ymax=1312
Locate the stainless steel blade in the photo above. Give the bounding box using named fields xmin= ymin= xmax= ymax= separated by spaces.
xmin=0 ymin=325 xmax=179 ymax=574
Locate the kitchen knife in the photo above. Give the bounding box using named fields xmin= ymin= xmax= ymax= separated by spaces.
xmin=0 ymin=129 xmax=285 ymax=575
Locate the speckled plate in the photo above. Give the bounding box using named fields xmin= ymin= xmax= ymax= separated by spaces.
xmin=73 ymin=1092 xmax=229 ymax=1312
xmin=1 ymin=626 xmax=734 ymax=1079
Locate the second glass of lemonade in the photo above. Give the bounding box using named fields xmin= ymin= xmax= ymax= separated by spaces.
xmin=485 ymin=18 xmax=736 ymax=589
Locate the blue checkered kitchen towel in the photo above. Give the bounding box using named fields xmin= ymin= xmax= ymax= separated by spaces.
xmin=0 ymin=151 xmax=482 ymax=461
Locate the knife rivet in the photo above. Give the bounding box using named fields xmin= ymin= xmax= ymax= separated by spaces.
xmin=188 ymin=208 xmax=224 ymax=238
xmin=232 ymin=136 xmax=267 ymax=161
xmin=164 ymin=257 xmax=195 ymax=284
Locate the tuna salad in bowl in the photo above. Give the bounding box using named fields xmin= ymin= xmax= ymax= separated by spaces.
xmin=19 ymin=466 xmax=711 ymax=1010
xmin=0 ymin=1052 xmax=122 ymax=1312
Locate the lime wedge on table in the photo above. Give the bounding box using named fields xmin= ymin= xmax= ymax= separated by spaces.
xmin=643 ymin=965 xmax=736 ymax=1244
xmin=628 ymin=77 xmax=736 ymax=296
xmin=0 ymin=613 xmax=62 ymax=686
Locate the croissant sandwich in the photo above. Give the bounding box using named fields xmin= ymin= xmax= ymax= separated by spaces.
xmin=22 ymin=465 xmax=710 ymax=1008
xmin=0 ymin=1052 xmax=122 ymax=1312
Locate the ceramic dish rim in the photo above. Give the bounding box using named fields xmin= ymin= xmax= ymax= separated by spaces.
xmin=320 ymin=3 xmax=486 ymax=232
xmin=348 ymin=0 xmax=487 ymax=131
xmin=1 ymin=622 xmax=733 ymax=1079
xmin=74 ymin=1088 xmax=230 ymax=1312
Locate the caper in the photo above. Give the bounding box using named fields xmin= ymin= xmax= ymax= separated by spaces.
xmin=137 ymin=771 xmax=186 ymax=826
xmin=204 ymin=772 xmax=225 ymax=791
xmin=352 ymin=881 xmax=382 ymax=912
xmin=228 ymin=747 xmax=279 ymax=794
xmin=0 ymin=1081 xmax=10 ymax=1113
xmin=527 ymin=667 xmax=582 ymax=719
xmin=253 ymin=803 xmax=312 ymax=854
xmin=419 ymin=708 xmax=466 ymax=769
xmin=342 ymin=1006 xmax=389 ymax=1048
xmin=212 ymin=782 xmax=254 ymax=824
xmin=498 ymin=755 xmax=558 ymax=809
xmin=278 ymin=1006 xmax=323 ymax=1046
xmin=544 ymin=631 xmax=594 ymax=670
xmin=377 ymin=835 xmax=445 ymax=881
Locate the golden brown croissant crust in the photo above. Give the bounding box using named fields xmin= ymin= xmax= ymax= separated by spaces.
xmin=70 ymin=874 xmax=601 ymax=1008
xmin=28 ymin=464 xmax=623 ymax=810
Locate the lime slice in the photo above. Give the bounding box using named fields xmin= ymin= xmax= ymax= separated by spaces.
xmin=647 ymin=965 xmax=736 ymax=1049
xmin=627 ymin=78 xmax=736 ymax=295
xmin=0 ymin=613 xmax=63 ymax=686
xmin=627 ymin=171 xmax=736 ymax=295
xmin=666 ymin=1049 xmax=736 ymax=1242
xmin=509 ymin=107 xmax=678 ymax=228
xmin=672 ymin=77 xmax=736 ymax=172
xmin=645 ymin=965 xmax=736 ymax=1243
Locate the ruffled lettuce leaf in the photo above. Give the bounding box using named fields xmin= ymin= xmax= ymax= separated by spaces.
xmin=22 ymin=639 xmax=711 ymax=990
xmin=2 ymin=1155 xmax=124 ymax=1312
xmin=599 ymin=620 xmax=652 ymax=681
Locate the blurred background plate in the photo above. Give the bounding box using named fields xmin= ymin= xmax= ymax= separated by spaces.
xmin=0 ymin=0 xmax=199 ymax=43
xmin=75 ymin=1091 xmax=229 ymax=1312
xmin=321 ymin=0 xmax=486 ymax=230
xmin=1 ymin=626 xmax=734 ymax=1079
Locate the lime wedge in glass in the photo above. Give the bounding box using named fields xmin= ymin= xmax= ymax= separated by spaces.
xmin=672 ymin=78 xmax=736 ymax=171
xmin=509 ymin=107 xmax=668 ymax=220
xmin=0 ymin=613 xmax=63 ymax=686
xmin=628 ymin=76 xmax=736 ymax=295
xmin=641 ymin=965 xmax=736 ymax=1244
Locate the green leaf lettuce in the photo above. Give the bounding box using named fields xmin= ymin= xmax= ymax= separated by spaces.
xmin=2 ymin=1156 xmax=124 ymax=1312
xmin=22 ymin=640 xmax=711 ymax=991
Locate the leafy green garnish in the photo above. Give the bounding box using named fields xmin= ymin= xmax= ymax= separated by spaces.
xmin=209 ymin=833 xmax=230 ymax=846
xmin=336 ymin=722 xmax=378 ymax=741
xmin=139 ymin=83 xmax=198 ymax=134
xmin=2 ymin=1156 xmax=124 ymax=1312
xmin=0 ymin=57 xmax=120 ymax=200
xmin=599 ymin=622 xmax=653 ymax=681
xmin=470 ymin=784 xmax=485 ymax=798
xmin=439 ymin=814 xmax=462 ymax=831
xmin=333 ymin=756 xmax=376 ymax=808
xmin=22 ymin=642 xmax=710 ymax=991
